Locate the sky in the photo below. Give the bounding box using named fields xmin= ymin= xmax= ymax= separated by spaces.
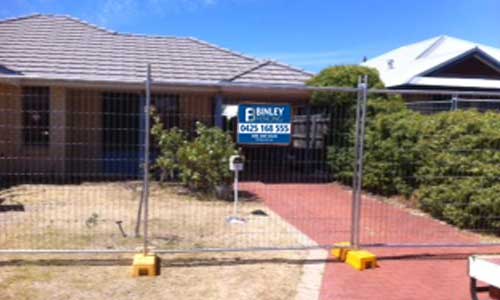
xmin=1 ymin=0 xmax=500 ymax=73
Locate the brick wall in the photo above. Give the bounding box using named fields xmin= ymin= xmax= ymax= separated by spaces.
xmin=0 ymin=84 xmax=68 ymax=178
xmin=66 ymin=89 xmax=103 ymax=177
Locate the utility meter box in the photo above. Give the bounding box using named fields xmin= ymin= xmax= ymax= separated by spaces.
xmin=229 ymin=155 xmax=244 ymax=171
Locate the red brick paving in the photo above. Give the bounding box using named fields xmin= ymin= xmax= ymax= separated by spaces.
xmin=241 ymin=182 xmax=500 ymax=300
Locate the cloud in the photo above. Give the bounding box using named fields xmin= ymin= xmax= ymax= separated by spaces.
xmin=96 ymin=0 xmax=219 ymax=26
xmin=95 ymin=0 xmax=136 ymax=26
xmin=94 ymin=0 xmax=219 ymax=26
xmin=148 ymin=0 xmax=218 ymax=14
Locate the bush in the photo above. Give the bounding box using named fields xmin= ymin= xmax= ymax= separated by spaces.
xmin=414 ymin=111 xmax=500 ymax=231
xmin=343 ymin=107 xmax=500 ymax=232
xmin=307 ymin=65 xmax=384 ymax=107
xmin=308 ymin=65 xmax=389 ymax=185
xmin=177 ymin=123 xmax=238 ymax=192
xmin=415 ymin=111 xmax=500 ymax=187
xmin=326 ymin=96 xmax=408 ymax=186
xmin=151 ymin=112 xmax=187 ymax=181
xmin=363 ymin=107 xmax=424 ymax=196
xmin=152 ymin=116 xmax=238 ymax=194
xmin=417 ymin=180 xmax=500 ymax=231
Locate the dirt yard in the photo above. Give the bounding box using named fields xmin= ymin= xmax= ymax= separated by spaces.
xmin=0 ymin=182 xmax=310 ymax=250
xmin=0 ymin=251 xmax=306 ymax=300
xmin=0 ymin=182 xmax=312 ymax=300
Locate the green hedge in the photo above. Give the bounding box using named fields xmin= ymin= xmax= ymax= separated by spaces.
xmin=327 ymin=96 xmax=409 ymax=189
xmin=363 ymin=108 xmax=424 ymax=197
xmin=329 ymin=105 xmax=500 ymax=233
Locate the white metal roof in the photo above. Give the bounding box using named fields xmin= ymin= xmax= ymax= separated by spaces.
xmin=362 ymin=35 xmax=500 ymax=89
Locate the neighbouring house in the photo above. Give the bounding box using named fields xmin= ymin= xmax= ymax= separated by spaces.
xmin=362 ymin=35 xmax=500 ymax=95
xmin=0 ymin=14 xmax=321 ymax=182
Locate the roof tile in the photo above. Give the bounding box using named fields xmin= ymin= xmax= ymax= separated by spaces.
xmin=0 ymin=14 xmax=313 ymax=85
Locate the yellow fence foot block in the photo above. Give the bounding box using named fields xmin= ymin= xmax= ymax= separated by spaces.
xmin=345 ymin=250 xmax=378 ymax=271
xmin=131 ymin=253 xmax=159 ymax=277
xmin=331 ymin=242 xmax=351 ymax=261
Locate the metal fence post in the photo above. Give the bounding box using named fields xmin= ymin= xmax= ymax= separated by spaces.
xmin=451 ymin=95 xmax=459 ymax=111
xmin=350 ymin=75 xmax=368 ymax=249
xmin=142 ymin=64 xmax=152 ymax=254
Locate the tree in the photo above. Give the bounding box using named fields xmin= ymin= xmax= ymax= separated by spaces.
xmin=306 ymin=65 xmax=402 ymax=184
xmin=307 ymin=65 xmax=385 ymax=107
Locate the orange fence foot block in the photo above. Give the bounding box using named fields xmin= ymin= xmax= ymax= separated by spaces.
xmin=331 ymin=242 xmax=351 ymax=261
xmin=131 ymin=253 xmax=159 ymax=277
xmin=345 ymin=250 xmax=378 ymax=271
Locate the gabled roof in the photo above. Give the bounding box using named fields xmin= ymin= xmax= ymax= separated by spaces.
xmin=0 ymin=14 xmax=313 ymax=86
xmin=362 ymin=35 xmax=500 ymax=89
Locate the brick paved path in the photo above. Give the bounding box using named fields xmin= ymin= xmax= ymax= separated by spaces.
xmin=241 ymin=182 xmax=500 ymax=300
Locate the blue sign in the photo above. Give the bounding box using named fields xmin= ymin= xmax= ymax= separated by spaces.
xmin=237 ymin=104 xmax=291 ymax=145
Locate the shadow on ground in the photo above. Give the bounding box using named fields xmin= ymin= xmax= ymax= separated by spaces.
xmin=0 ymin=256 xmax=337 ymax=268
xmin=2 ymin=250 xmax=497 ymax=268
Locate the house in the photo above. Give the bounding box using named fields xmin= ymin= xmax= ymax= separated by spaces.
xmin=362 ymin=35 xmax=500 ymax=93
xmin=0 ymin=14 xmax=315 ymax=181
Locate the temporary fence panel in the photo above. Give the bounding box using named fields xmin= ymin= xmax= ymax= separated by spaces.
xmin=0 ymin=87 xmax=145 ymax=251
xmin=1 ymin=73 xmax=500 ymax=254
xmin=147 ymin=88 xmax=360 ymax=251
xmin=407 ymin=98 xmax=500 ymax=114
xmin=0 ymin=78 xmax=360 ymax=253
xmin=359 ymin=89 xmax=500 ymax=247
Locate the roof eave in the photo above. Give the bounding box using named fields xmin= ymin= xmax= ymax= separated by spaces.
xmin=0 ymin=75 xmax=312 ymax=97
xmin=407 ymin=76 xmax=500 ymax=90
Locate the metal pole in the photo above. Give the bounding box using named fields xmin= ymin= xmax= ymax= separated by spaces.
xmin=350 ymin=75 xmax=368 ymax=249
xmin=2 ymin=241 xmax=500 ymax=255
xmin=134 ymin=95 xmax=146 ymax=238
xmin=350 ymin=77 xmax=362 ymax=248
xmin=233 ymin=169 xmax=239 ymax=216
xmin=451 ymin=95 xmax=458 ymax=111
xmin=143 ymin=64 xmax=152 ymax=255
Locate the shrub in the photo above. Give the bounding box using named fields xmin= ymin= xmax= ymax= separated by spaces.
xmin=341 ymin=107 xmax=500 ymax=232
xmin=307 ymin=65 xmax=385 ymax=107
xmin=414 ymin=111 xmax=500 ymax=231
xmin=308 ymin=65 xmax=389 ymax=185
xmin=326 ymin=96 xmax=408 ymax=186
xmin=309 ymin=66 xmax=500 ymax=234
xmin=152 ymin=115 xmax=239 ymax=194
xmin=176 ymin=123 xmax=238 ymax=193
xmin=417 ymin=180 xmax=500 ymax=231
xmin=363 ymin=108 xmax=424 ymax=196
xmin=151 ymin=112 xmax=187 ymax=181
xmin=415 ymin=111 xmax=500 ymax=187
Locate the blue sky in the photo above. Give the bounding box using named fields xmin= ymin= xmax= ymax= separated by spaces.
xmin=2 ymin=0 xmax=500 ymax=73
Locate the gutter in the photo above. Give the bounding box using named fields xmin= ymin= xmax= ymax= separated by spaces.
xmin=2 ymin=75 xmax=499 ymax=97
xmin=0 ymin=74 xmax=316 ymax=97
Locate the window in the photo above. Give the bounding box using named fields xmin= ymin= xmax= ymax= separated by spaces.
xmin=102 ymin=92 xmax=140 ymax=152
xmin=152 ymin=94 xmax=179 ymax=129
xmin=22 ymin=87 xmax=50 ymax=146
